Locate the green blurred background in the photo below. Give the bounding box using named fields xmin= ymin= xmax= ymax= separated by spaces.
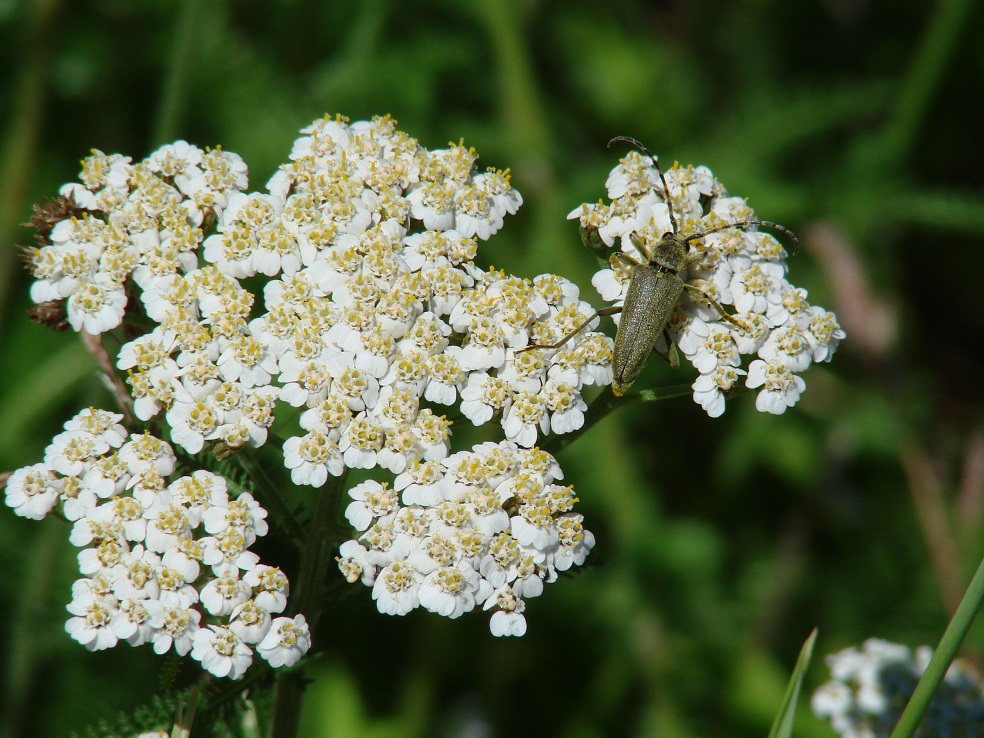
xmin=2 ymin=0 xmax=983 ymax=736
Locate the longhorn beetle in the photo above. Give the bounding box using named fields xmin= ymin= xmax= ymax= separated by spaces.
xmin=522 ymin=136 xmax=798 ymax=397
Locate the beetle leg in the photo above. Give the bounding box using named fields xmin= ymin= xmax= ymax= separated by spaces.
xmin=682 ymin=283 xmax=749 ymax=331
xmin=683 ymin=249 xmax=708 ymax=268
xmin=611 ymin=251 xmax=642 ymax=268
xmin=649 ymin=329 xmax=681 ymax=368
xmin=519 ymin=305 xmax=622 ymax=353
xmin=666 ymin=335 xmax=680 ymax=367
xmin=628 ymin=233 xmax=652 ymax=261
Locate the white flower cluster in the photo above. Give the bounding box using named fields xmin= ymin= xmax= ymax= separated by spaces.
xmin=27 ymin=142 xmax=249 ymax=334
xmin=812 ymin=638 xmax=984 ymax=738
xmin=24 ymin=116 xmax=612 ymax=459
xmin=19 ymin=115 xmax=600 ymax=637
xmin=337 ymin=441 xmax=594 ymax=636
xmin=252 ymin=114 xmax=611 ymax=469
xmin=571 ymin=149 xmax=844 ymax=415
xmin=3 ymin=408 xmax=310 ymax=679
xmin=119 ymin=264 xmax=280 ymax=454
xmin=244 ymin=117 xmax=601 ymax=632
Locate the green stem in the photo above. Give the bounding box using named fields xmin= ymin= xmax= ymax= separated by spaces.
xmin=291 ymin=474 xmax=347 ymax=627
xmin=890 ymin=552 xmax=984 ymax=738
xmin=634 ymin=382 xmax=706 ymax=404
xmin=267 ymin=472 xmax=347 ymax=738
xmin=233 ymin=450 xmax=306 ymax=545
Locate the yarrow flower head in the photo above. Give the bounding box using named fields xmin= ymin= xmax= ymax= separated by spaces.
xmin=9 ymin=111 xmax=857 ymax=735
xmin=26 ymin=144 xmax=246 ymax=334
xmin=4 ymin=409 xmax=308 ymax=679
xmin=337 ymin=441 xmax=593 ymax=635
xmin=811 ymin=638 xmax=984 ymax=738
xmin=568 ymin=143 xmax=844 ymax=415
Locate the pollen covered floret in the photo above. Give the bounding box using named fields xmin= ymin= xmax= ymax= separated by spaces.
xmin=4 ymin=408 xmax=309 ymax=679
xmin=811 ymin=638 xmax=984 ymax=738
xmin=336 ymin=441 xmax=594 ymax=636
xmin=569 ymin=150 xmax=844 ymax=415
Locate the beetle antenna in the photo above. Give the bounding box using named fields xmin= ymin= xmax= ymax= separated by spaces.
xmin=683 ymin=219 xmax=799 ymax=254
xmin=608 ymin=136 xmax=678 ymax=236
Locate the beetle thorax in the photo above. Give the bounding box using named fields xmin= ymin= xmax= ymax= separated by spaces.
xmin=650 ymin=233 xmax=690 ymax=273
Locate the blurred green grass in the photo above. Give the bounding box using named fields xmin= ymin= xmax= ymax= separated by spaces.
xmin=2 ymin=0 xmax=983 ymax=736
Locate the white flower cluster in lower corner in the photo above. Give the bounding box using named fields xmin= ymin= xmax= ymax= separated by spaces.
xmin=811 ymin=638 xmax=984 ymax=738
xmin=336 ymin=441 xmax=594 ymax=637
xmin=571 ymin=149 xmax=844 ymax=415
xmin=3 ymin=407 xmax=310 ymax=679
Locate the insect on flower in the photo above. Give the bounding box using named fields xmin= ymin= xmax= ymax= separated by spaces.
xmin=522 ymin=136 xmax=799 ymax=397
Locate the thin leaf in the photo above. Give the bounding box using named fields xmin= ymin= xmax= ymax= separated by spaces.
xmin=768 ymin=627 xmax=818 ymax=738
xmin=890 ymin=552 xmax=984 ymax=738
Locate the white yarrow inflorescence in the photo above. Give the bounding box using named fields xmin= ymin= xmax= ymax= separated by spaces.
xmin=337 ymin=441 xmax=593 ymax=636
xmin=3 ymin=408 xmax=308 ymax=679
xmin=16 ymin=114 xmax=599 ymax=644
xmin=13 ymin=115 xmax=847 ymax=656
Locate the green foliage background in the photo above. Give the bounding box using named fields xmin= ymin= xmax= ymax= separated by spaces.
xmin=2 ymin=0 xmax=983 ymax=736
